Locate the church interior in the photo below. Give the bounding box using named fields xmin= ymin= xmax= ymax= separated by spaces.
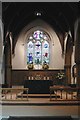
xmin=0 ymin=2 xmax=80 ymax=120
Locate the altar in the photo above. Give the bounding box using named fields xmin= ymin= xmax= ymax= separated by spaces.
xmin=24 ymin=80 xmax=53 ymax=94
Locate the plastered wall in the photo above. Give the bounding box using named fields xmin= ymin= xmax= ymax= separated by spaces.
xmin=12 ymin=19 xmax=64 ymax=70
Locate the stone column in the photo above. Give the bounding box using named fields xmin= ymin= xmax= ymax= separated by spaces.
xmin=0 ymin=2 xmax=3 ymax=86
xmin=75 ymin=18 xmax=80 ymax=100
xmin=65 ymin=34 xmax=73 ymax=85
xmin=65 ymin=61 xmax=71 ymax=85
xmin=5 ymin=33 xmax=12 ymax=87
xmin=75 ymin=19 xmax=80 ymax=87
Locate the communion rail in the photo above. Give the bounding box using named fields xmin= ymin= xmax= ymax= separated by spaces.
xmin=50 ymin=85 xmax=80 ymax=101
xmin=0 ymin=86 xmax=80 ymax=101
xmin=0 ymin=88 xmax=29 ymax=101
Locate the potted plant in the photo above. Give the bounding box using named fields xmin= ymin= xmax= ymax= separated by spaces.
xmin=56 ymin=71 xmax=65 ymax=85
xmin=56 ymin=71 xmax=65 ymax=80
xmin=27 ymin=63 xmax=34 ymax=70
xmin=42 ymin=62 xmax=49 ymax=70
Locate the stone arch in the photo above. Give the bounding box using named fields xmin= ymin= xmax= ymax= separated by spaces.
xmin=12 ymin=19 xmax=64 ymax=69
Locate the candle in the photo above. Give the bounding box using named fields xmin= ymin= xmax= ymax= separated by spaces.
xmin=28 ymin=76 xmax=30 ymax=80
xmin=32 ymin=77 xmax=33 ymax=80
xmin=47 ymin=77 xmax=49 ymax=80
xmin=44 ymin=77 xmax=46 ymax=80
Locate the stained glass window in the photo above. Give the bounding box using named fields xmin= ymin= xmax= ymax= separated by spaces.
xmin=42 ymin=41 xmax=49 ymax=64
xmin=27 ymin=30 xmax=50 ymax=69
xmin=27 ymin=41 xmax=33 ymax=64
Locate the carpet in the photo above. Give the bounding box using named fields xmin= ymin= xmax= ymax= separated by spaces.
xmin=8 ymin=116 xmax=73 ymax=120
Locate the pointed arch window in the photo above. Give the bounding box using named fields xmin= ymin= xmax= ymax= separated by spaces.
xmin=27 ymin=30 xmax=50 ymax=69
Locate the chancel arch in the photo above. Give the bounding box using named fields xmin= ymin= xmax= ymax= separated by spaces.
xmin=12 ymin=19 xmax=64 ymax=70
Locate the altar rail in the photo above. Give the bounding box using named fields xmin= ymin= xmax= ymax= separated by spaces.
xmin=50 ymin=85 xmax=80 ymax=101
xmin=0 ymin=88 xmax=29 ymax=101
xmin=0 ymin=87 xmax=80 ymax=101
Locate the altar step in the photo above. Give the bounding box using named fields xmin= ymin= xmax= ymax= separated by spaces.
xmin=18 ymin=94 xmax=60 ymax=98
xmin=6 ymin=116 xmax=73 ymax=120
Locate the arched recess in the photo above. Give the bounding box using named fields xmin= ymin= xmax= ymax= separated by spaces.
xmin=12 ymin=19 xmax=64 ymax=69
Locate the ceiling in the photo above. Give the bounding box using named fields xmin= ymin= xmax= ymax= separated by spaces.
xmin=2 ymin=2 xmax=79 ymax=40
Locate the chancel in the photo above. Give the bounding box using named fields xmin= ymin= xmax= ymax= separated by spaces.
xmin=0 ymin=2 xmax=80 ymax=120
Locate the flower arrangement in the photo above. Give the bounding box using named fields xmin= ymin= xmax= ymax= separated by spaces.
xmin=42 ymin=63 xmax=49 ymax=70
xmin=56 ymin=71 xmax=65 ymax=80
xmin=27 ymin=63 xmax=34 ymax=69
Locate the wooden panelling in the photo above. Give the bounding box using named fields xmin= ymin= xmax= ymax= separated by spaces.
xmin=11 ymin=69 xmax=66 ymax=86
